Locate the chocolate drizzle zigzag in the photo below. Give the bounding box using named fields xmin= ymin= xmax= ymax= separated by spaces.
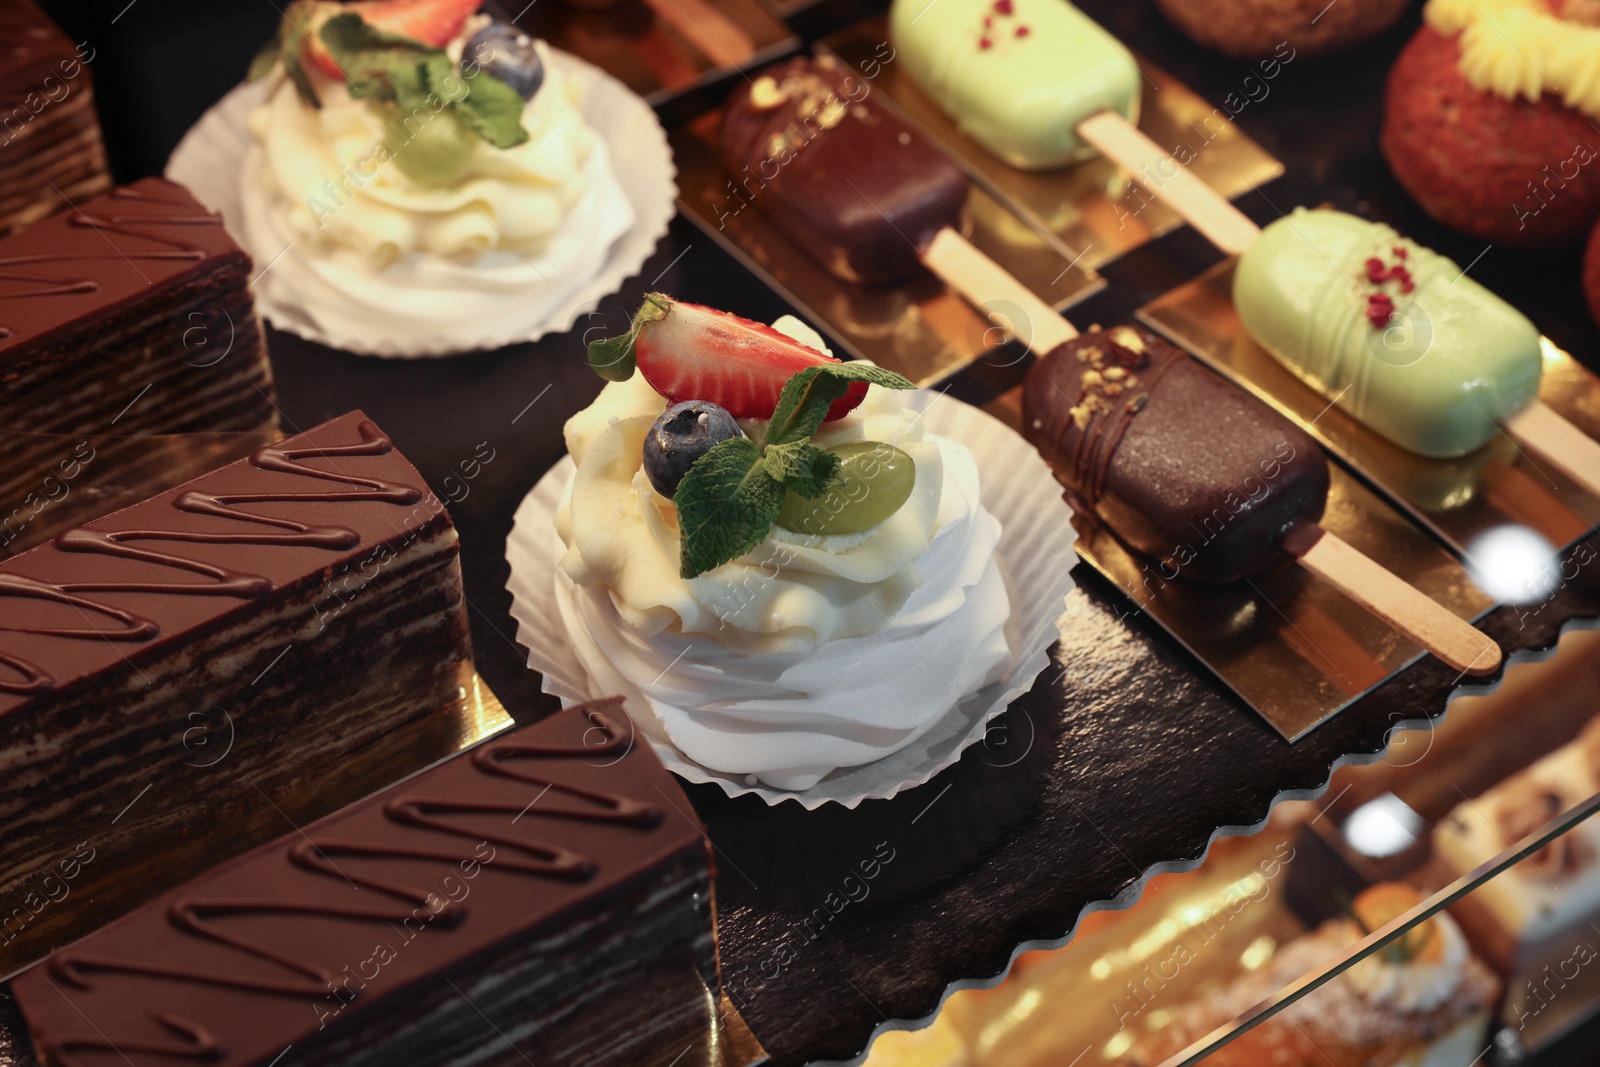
xmin=0 ymin=420 xmax=423 ymax=695
xmin=0 ymin=185 xmax=221 ymax=339
xmin=41 ymin=704 xmax=657 ymax=1067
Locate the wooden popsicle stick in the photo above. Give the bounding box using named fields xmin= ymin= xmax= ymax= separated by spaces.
xmin=1287 ymin=526 xmax=1502 ymax=677
xmin=1076 ymin=111 xmax=1261 ymax=257
xmin=1503 ymin=398 xmax=1600 ymax=500
xmin=921 ymin=227 xmax=1079 ymax=354
xmin=642 ymin=0 xmax=756 ymax=67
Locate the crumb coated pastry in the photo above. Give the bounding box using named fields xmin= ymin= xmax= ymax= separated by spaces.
xmin=1153 ymin=0 xmax=1409 ymax=59
xmin=1382 ymin=2 xmax=1600 ymax=246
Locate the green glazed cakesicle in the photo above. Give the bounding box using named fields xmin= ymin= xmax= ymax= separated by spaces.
xmin=889 ymin=0 xmax=1141 ymax=170
xmin=1233 ymin=208 xmax=1543 ymax=459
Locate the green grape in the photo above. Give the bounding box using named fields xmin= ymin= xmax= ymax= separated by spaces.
xmin=775 ymin=441 xmax=916 ymax=536
xmin=386 ymin=107 xmax=478 ymax=187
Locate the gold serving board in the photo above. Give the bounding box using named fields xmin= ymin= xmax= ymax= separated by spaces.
xmin=821 ymin=17 xmax=1285 ymax=269
xmin=1138 ymin=261 xmax=1600 ymax=556
xmin=673 ymin=104 xmax=1103 ymax=387
xmin=986 ymin=389 xmax=1496 ymax=741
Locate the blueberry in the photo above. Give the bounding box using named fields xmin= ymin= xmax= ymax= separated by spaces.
xmin=642 ymin=401 xmax=742 ymax=499
xmin=464 ymin=22 xmax=545 ymax=100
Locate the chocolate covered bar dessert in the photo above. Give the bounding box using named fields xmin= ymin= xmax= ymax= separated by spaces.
xmin=1024 ymin=324 xmax=1330 ymax=582
xmin=0 ymin=177 xmax=276 ymax=553
xmin=0 ymin=411 xmax=472 ymax=905
xmin=0 ymin=0 xmax=110 ymax=235
xmin=721 ymin=54 xmax=969 ymax=284
xmin=12 ymin=699 xmax=719 ymax=1067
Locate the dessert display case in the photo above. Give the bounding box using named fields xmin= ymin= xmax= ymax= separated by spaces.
xmin=4 ymin=0 xmax=1600 ymax=1065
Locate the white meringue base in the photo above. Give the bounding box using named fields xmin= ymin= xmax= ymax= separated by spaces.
xmin=554 ymin=432 xmax=1012 ymax=791
xmin=165 ymin=50 xmax=675 ymax=357
xmin=506 ymin=391 xmax=1079 ymax=807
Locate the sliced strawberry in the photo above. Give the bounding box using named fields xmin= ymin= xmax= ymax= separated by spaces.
xmin=353 ymin=0 xmax=481 ymax=45
xmin=301 ymin=0 xmax=481 ymax=80
xmin=635 ymin=299 xmax=867 ymax=421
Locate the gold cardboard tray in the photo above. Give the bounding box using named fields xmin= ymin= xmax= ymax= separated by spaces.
xmin=820 ymin=17 xmax=1284 ymax=269
xmin=985 ymin=389 xmax=1496 ymax=741
xmin=1138 ymin=261 xmax=1600 ymax=555
xmin=509 ymin=0 xmax=796 ymax=105
xmin=673 ymin=104 xmax=1103 ymax=387
xmin=0 ymin=668 xmax=511 ymax=981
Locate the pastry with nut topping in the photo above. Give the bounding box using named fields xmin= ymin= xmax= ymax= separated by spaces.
xmin=1023 ymin=324 xmax=1329 ymax=583
xmin=720 ymin=54 xmax=969 ymax=285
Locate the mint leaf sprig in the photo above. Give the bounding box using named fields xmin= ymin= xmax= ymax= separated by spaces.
xmin=319 ymin=14 xmax=530 ymax=149
xmin=674 ymin=363 xmax=914 ymax=579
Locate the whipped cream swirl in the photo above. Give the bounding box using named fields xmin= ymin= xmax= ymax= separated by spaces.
xmin=553 ymin=319 xmax=1013 ymax=790
xmin=1427 ymin=0 xmax=1600 ymax=117
xmin=240 ymin=35 xmax=634 ymax=346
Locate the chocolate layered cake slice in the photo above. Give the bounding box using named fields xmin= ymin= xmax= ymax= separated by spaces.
xmin=0 ymin=0 xmax=110 ymax=236
xmin=0 ymin=411 xmax=473 ymax=906
xmin=0 ymin=176 xmax=276 ymax=553
xmin=12 ymin=699 xmax=721 ymax=1067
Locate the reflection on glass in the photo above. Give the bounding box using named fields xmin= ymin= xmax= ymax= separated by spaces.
xmin=1465 ymin=524 xmax=1560 ymax=605
xmin=856 ymin=629 xmax=1600 ymax=1067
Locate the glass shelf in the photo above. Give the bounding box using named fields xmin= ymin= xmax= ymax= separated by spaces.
xmin=857 ymin=628 xmax=1600 ymax=1067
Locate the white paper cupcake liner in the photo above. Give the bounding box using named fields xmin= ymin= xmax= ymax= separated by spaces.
xmin=504 ymin=391 xmax=1078 ymax=808
xmin=165 ymin=50 xmax=675 ymax=358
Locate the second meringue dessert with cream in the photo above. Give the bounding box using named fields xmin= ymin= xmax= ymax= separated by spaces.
xmin=554 ymin=294 xmax=1014 ymax=791
xmin=241 ymin=0 xmax=634 ymax=348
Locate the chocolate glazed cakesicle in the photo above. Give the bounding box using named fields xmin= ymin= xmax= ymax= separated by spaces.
xmin=11 ymin=699 xmax=722 ymax=1067
xmin=1021 ymin=325 xmax=1502 ymax=675
xmin=721 ymin=54 xmax=971 ymax=285
xmin=1024 ymin=324 xmax=1328 ymax=583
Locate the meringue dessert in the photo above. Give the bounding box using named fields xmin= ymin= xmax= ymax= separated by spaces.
xmin=1127 ymin=884 xmax=1499 ymax=1067
xmin=553 ymin=295 xmax=1014 ymax=791
xmin=241 ymin=0 xmax=634 ymax=348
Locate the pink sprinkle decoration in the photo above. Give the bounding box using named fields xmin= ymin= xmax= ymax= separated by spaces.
xmin=994 ymin=0 xmax=1014 ymax=13
xmin=1366 ymin=293 xmax=1396 ymax=328
xmin=1016 ymin=24 xmax=1031 ymax=36
xmin=984 ymin=14 xmax=992 ymax=26
xmin=1392 ymin=245 xmax=1409 ymax=260
xmin=1391 ymin=265 xmax=1415 ymax=294
xmin=979 ymin=35 xmax=992 ymax=48
xmin=1364 ymin=256 xmax=1387 ymax=283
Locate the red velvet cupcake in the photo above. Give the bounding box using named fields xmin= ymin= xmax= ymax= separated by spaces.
xmin=1382 ymin=1 xmax=1600 ymax=247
